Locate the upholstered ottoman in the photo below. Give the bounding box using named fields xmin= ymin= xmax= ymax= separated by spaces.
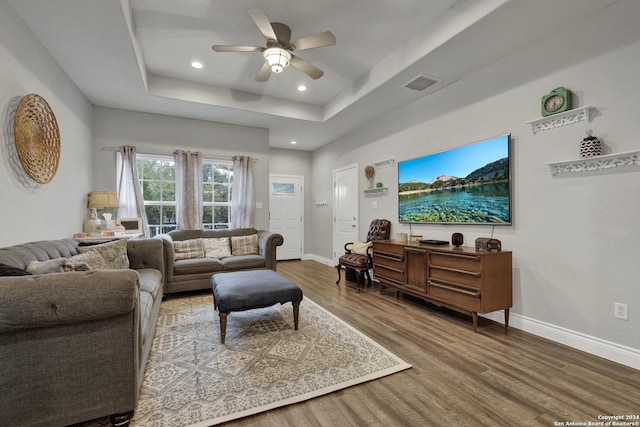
xmin=211 ymin=270 xmax=303 ymax=344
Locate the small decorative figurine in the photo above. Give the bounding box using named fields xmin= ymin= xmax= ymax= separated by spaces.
xmin=580 ymin=129 xmax=602 ymax=158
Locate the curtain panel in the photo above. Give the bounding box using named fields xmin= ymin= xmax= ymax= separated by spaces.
xmin=117 ymin=145 xmax=150 ymax=237
xmin=174 ymin=150 xmax=203 ymax=230
xmin=231 ymin=155 xmax=255 ymax=228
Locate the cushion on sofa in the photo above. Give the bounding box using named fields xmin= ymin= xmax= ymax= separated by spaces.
xmin=221 ymin=255 xmax=266 ymax=271
xmin=137 ymin=269 xmax=163 ymax=301
xmin=0 ymin=263 xmax=31 ymax=276
xmin=78 ymin=239 xmax=129 ymax=269
xmin=231 ymin=234 xmax=259 ymax=256
xmin=202 ymin=237 xmax=231 ymax=258
xmin=69 ymin=251 xmax=109 ymax=270
xmin=174 ymin=239 xmax=205 ymax=260
xmin=173 ymin=257 xmax=224 ymax=275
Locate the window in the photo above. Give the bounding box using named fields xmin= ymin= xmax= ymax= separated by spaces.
xmin=202 ymin=162 xmax=232 ymax=230
xmin=136 ymin=155 xmax=232 ymax=237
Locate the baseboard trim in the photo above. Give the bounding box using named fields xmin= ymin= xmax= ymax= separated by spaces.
xmin=302 ymin=253 xmax=334 ymax=266
xmin=481 ymin=311 xmax=640 ymax=370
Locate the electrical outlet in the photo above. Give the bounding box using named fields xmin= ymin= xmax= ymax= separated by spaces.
xmin=614 ymin=302 xmax=628 ymax=320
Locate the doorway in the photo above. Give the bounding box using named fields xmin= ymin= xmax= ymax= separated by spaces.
xmin=332 ymin=164 xmax=358 ymax=265
xmin=269 ymin=174 xmax=303 ymax=260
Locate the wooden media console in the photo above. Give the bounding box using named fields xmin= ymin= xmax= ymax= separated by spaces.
xmin=372 ymin=240 xmax=513 ymax=332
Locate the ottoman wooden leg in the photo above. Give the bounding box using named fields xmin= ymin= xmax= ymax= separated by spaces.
xmin=219 ymin=312 xmax=228 ymax=344
xmin=293 ymin=303 xmax=300 ymax=330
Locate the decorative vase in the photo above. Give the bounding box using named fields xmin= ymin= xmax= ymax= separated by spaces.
xmin=580 ymin=129 xmax=602 ymax=158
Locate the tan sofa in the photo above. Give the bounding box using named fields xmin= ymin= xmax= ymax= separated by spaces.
xmin=156 ymin=228 xmax=283 ymax=294
xmin=0 ymin=238 xmax=164 ymax=427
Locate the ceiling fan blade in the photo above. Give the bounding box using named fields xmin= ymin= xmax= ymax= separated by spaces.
xmin=291 ymin=31 xmax=336 ymax=51
xmin=212 ymin=45 xmax=265 ymax=52
xmin=271 ymin=23 xmax=292 ymax=44
xmin=290 ymin=55 xmax=324 ymax=80
xmin=255 ymin=62 xmax=271 ymax=82
xmin=248 ymin=9 xmax=278 ymax=42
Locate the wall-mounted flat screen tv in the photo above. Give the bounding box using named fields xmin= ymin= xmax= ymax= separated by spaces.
xmin=398 ymin=134 xmax=512 ymax=225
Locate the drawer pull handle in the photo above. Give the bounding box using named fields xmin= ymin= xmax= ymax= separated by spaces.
xmin=430 ymin=281 xmax=481 ymax=297
xmin=374 ymin=252 xmax=403 ymax=261
xmin=432 ymin=252 xmax=480 ymax=260
xmin=429 ymin=265 xmax=481 ymax=277
xmin=376 ymin=265 xmax=404 ymax=274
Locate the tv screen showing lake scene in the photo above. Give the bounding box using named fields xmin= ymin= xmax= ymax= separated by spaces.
xmin=398 ymin=134 xmax=511 ymax=225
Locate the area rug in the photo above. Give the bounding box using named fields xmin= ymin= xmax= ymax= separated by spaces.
xmin=130 ymin=293 xmax=411 ymax=426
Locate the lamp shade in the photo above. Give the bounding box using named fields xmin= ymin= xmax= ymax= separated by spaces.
xmin=87 ymin=191 xmax=119 ymax=209
xmin=263 ymin=47 xmax=291 ymax=73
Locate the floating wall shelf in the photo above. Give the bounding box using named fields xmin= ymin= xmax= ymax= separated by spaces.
xmin=546 ymin=150 xmax=640 ymax=176
xmin=363 ymin=187 xmax=388 ymax=197
xmin=526 ymin=106 xmax=591 ymax=135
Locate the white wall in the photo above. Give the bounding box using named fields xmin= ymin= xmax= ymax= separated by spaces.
xmin=312 ymin=40 xmax=640 ymax=364
xmin=92 ymin=107 xmax=271 ymax=231
xmin=0 ymin=1 xmax=93 ymax=246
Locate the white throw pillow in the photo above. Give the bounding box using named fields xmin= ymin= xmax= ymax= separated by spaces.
xmin=202 ymin=237 xmax=231 ymax=259
xmin=351 ymin=241 xmax=372 ymax=255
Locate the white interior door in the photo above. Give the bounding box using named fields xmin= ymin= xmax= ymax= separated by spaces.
xmin=269 ymin=174 xmax=303 ymax=260
xmin=333 ymin=164 xmax=359 ymax=265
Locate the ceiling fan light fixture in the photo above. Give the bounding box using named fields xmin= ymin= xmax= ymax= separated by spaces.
xmin=263 ymin=47 xmax=291 ymax=73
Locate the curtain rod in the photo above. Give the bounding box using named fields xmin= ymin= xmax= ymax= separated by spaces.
xmin=100 ymin=145 xmax=258 ymax=162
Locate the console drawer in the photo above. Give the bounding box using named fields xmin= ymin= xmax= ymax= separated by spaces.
xmin=373 ymin=242 xmax=404 ymax=257
xmin=374 ymin=264 xmax=404 ymax=283
xmin=429 ymin=281 xmax=481 ymax=310
xmin=430 ymin=251 xmax=480 ymax=271
xmin=373 ymin=253 xmax=404 ymax=269
xmin=429 ymin=266 xmax=481 ymax=289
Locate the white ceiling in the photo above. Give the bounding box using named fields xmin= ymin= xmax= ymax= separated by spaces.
xmin=6 ymin=0 xmax=640 ymax=150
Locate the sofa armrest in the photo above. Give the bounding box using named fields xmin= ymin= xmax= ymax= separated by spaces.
xmin=154 ymin=233 xmax=175 ymax=284
xmin=257 ymin=230 xmax=284 ymax=270
xmin=127 ymin=238 xmax=164 ymax=281
xmin=0 ymin=270 xmax=139 ymax=333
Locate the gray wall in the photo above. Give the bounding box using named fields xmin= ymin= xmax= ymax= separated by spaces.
xmin=0 ymin=1 xmax=93 ymax=246
xmin=311 ymin=40 xmax=640 ymax=353
xmin=269 ymin=148 xmax=313 ymax=255
xmin=92 ymin=107 xmax=270 ymax=230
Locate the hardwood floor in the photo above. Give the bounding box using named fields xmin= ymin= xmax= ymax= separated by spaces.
xmin=222 ymin=260 xmax=640 ymax=427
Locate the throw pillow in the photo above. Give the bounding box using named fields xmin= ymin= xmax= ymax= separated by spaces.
xmin=231 ymin=234 xmax=259 ymax=256
xmin=26 ymin=258 xmax=71 ymax=274
xmin=174 ymin=238 xmax=205 ymax=260
xmin=202 ymin=237 xmax=231 ymax=259
xmin=0 ymin=263 xmax=32 ymax=276
xmin=78 ymin=239 xmax=129 ymax=270
xmin=352 ymin=240 xmax=372 ymax=255
xmin=70 ymin=251 xmax=109 ymax=270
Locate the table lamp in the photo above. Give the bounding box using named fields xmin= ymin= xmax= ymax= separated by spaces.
xmin=83 ymin=191 xmax=119 ymax=233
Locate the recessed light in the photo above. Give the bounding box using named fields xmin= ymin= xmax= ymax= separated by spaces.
xmin=297 ymin=85 xmax=307 ymax=92
xmin=191 ymin=61 xmax=203 ymax=69
xmin=290 ymin=140 xmax=297 ymax=145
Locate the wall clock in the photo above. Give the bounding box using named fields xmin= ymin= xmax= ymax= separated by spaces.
xmin=541 ymin=87 xmax=573 ymax=116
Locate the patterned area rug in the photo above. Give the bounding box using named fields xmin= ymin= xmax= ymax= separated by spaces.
xmin=130 ymin=293 xmax=411 ymax=426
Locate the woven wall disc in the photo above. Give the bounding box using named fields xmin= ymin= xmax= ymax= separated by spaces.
xmin=13 ymin=94 xmax=61 ymax=184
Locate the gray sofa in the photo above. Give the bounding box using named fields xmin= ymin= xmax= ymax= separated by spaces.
xmin=156 ymin=228 xmax=283 ymax=294
xmin=0 ymin=238 xmax=164 ymax=427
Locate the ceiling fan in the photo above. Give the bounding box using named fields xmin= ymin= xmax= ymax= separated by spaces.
xmin=212 ymin=9 xmax=336 ymax=82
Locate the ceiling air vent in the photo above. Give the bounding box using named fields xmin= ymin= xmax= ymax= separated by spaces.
xmin=403 ymin=74 xmax=439 ymax=91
